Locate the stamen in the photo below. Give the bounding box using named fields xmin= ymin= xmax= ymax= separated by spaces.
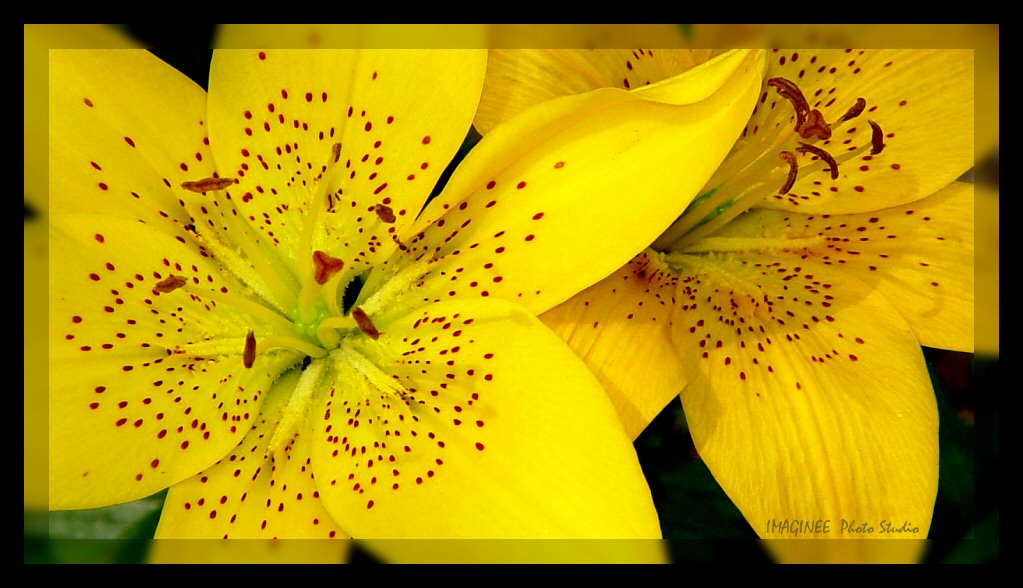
xmin=797 ymin=109 xmax=831 ymax=141
xmin=767 ymin=77 xmax=809 ymax=128
xmin=181 ymin=177 xmax=234 ymax=193
xmin=796 ymin=143 xmax=839 ymax=180
xmin=243 ymin=330 xmax=256 ymax=368
xmin=778 ymin=151 xmax=799 ymax=195
xmin=313 ymin=250 xmax=345 ymax=285
xmin=836 ymin=97 xmax=866 ymax=124
xmin=375 ymin=203 xmax=396 ymax=224
xmin=868 ymin=120 xmax=886 ymax=155
xmin=352 ymin=307 xmax=381 ymax=340
xmin=153 ymin=275 xmax=187 ymax=293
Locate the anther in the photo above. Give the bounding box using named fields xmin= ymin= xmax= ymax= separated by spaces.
xmin=868 ymin=120 xmax=886 ymax=155
xmin=312 ymin=250 xmax=345 ymax=285
xmin=181 ymin=177 xmax=234 ymax=193
xmin=153 ymin=275 xmax=187 ymax=294
xmin=352 ymin=307 xmax=381 ymax=340
xmin=778 ymin=151 xmax=799 ymax=195
xmin=836 ymin=97 xmax=866 ymax=124
xmin=375 ymin=203 xmax=396 ymax=224
xmin=796 ymin=143 xmax=840 ymax=180
xmin=767 ymin=77 xmax=810 ymax=128
xmin=797 ymin=109 xmax=831 ymax=141
xmin=243 ymin=330 xmax=256 ymax=368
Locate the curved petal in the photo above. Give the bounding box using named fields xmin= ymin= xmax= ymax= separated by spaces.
xmin=49 ymin=214 xmax=302 ymax=509
xmin=26 ymin=25 xmax=139 ymax=214
xmin=751 ymin=49 xmax=973 ymax=214
xmin=49 ymin=49 xmax=216 ymax=234
xmin=689 ymin=182 xmax=974 ymax=352
xmin=215 ymin=24 xmax=486 ymax=50
xmin=206 ymin=49 xmax=486 ymax=275
xmin=387 ymin=49 xmax=765 ymax=316
xmin=474 ymin=48 xmax=722 ymax=134
xmin=156 ymin=370 xmax=349 ymax=540
xmin=312 ymin=298 xmax=661 ymax=539
xmin=669 ymin=253 xmax=937 ymax=538
xmin=539 ymin=250 xmax=685 ymax=440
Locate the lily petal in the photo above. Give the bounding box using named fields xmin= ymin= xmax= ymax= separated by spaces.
xmin=688 ymin=182 xmax=974 ymax=352
xmin=312 ymin=297 xmax=661 ymax=538
xmin=397 ymin=49 xmax=765 ymax=316
xmin=49 ymin=49 xmax=216 ymax=231
xmin=26 ymin=25 xmax=139 ymax=213
xmin=474 ymin=48 xmax=723 ymax=134
xmin=205 ymin=49 xmax=486 ymax=274
xmin=156 ymin=370 xmax=348 ymax=540
xmin=752 ymin=49 xmax=973 ymax=215
xmin=669 ymin=253 xmax=937 ymax=538
xmin=539 ymin=250 xmax=685 ymax=440
xmin=49 ymin=214 xmax=302 ymax=508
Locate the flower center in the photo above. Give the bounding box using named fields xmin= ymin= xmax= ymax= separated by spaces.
xmin=652 ymin=76 xmax=887 ymax=253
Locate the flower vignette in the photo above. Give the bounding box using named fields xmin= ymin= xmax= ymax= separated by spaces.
xmin=480 ymin=48 xmax=974 ymax=542
xmin=49 ymin=48 xmax=765 ymax=542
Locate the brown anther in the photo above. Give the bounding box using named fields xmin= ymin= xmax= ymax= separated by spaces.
xmin=768 ymin=77 xmax=810 ymax=129
xmin=778 ymin=151 xmax=799 ymax=195
xmin=836 ymin=98 xmax=867 ymax=124
xmin=352 ymin=307 xmax=381 ymax=340
xmin=331 ymin=142 xmax=342 ymax=164
xmin=867 ymin=120 xmax=886 ymax=155
xmin=312 ymin=250 xmax=345 ymax=285
xmin=243 ymin=330 xmax=256 ymax=369
xmin=796 ymin=143 xmax=840 ymax=180
xmin=797 ymin=109 xmax=832 ymax=141
xmin=181 ymin=177 xmax=234 ymax=193
xmin=375 ymin=203 xmax=396 ymax=224
xmin=153 ymin=275 xmax=187 ymax=294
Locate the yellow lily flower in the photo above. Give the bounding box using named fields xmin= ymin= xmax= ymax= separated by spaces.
xmin=480 ymin=47 xmax=974 ymax=543
xmin=48 ymin=47 xmax=764 ymax=542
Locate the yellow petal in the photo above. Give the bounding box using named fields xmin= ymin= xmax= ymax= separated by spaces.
xmin=49 ymin=49 xmax=216 ymax=229
xmin=669 ymin=253 xmax=937 ymax=538
xmin=539 ymin=250 xmax=685 ymax=440
xmin=206 ymin=49 xmax=486 ymax=273
xmin=25 ymin=219 xmax=47 ymax=509
xmin=25 ymin=25 xmax=139 ymax=214
xmin=398 ymin=49 xmax=765 ymax=316
xmin=691 ymin=182 xmax=974 ymax=352
xmin=156 ymin=370 xmax=349 ymax=540
xmin=49 ymin=214 xmax=302 ymax=509
xmin=474 ymin=48 xmax=723 ymax=134
xmin=312 ymin=297 xmax=661 ymax=539
xmin=751 ymin=49 xmax=973 ymax=214
xmin=976 ymin=184 xmax=999 ymax=356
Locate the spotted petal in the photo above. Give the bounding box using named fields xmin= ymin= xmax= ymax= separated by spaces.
xmin=390 ymin=49 xmax=765 ymax=316
xmin=687 ymin=182 xmax=974 ymax=352
xmin=312 ymin=297 xmax=661 ymax=538
xmin=49 ymin=214 xmax=303 ymax=508
xmin=205 ymin=49 xmax=486 ymax=277
xmin=669 ymin=253 xmax=937 ymax=538
xmin=49 ymin=49 xmax=217 ymax=234
xmin=155 ymin=370 xmax=348 ymax=540
xmin=538 ymin=250 xmax=685 ymax=440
